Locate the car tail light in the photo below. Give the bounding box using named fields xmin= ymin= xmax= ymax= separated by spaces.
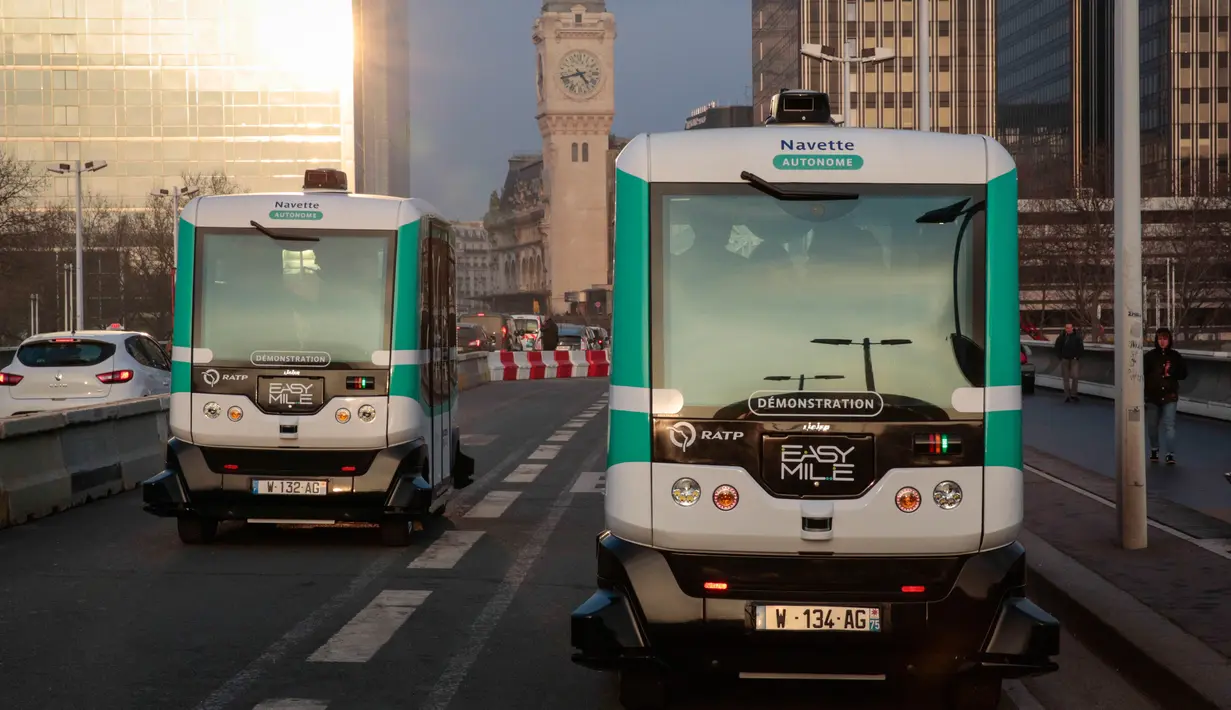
xmin=469 ymin=339 xmax=481 ymax=347
xmin=901 ymin=585 xmax=926 ymax=593
xmin=703 ymin=581 xmax=728 ymax=591
xmin=96 ymin=369 xmax=134 ymax=384
xmin=0 ymin=372 xmax=23 ymax=386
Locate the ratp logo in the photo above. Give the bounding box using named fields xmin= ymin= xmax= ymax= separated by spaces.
xmin=202 ymin=369 xmax=220 ymax=386
xmin=668 ymin=421 xmax=697 ymax=451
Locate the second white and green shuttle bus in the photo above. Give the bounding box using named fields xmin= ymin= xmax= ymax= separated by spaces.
xmin=142 ymin=169 xmax=473 ymax=545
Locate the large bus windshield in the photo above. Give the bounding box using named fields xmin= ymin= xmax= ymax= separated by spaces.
xmin=194 ymin=229 xmax=395 ymax=368
xmin=651 ymin=183 xmax=985 ymax=421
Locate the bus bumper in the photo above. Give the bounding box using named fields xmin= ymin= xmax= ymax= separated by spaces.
xmin=141 ymin=436 xmax=456 ymax=522
xmin=570 ymin=533 xmax=1059 ymax=680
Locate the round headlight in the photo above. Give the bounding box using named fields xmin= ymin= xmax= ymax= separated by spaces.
xmin=203 ymin=402 xmax=221 ymax=419
xmin=933 ymin=481 xmax=963 ymax=509
xmin=895 ymin=486 xmax=922 ymax=513
xmin=357 ymin=404 xmax=376 ymax=422
xmin=713 ymin=484 xmax=739 ymax=511
xmin=335 ymin=408 xmax=351 ymax=424
xmin=670 ymin=477 xmax=701 ymax=506
xmin=227 ymin=406 xmax=243 ymax=422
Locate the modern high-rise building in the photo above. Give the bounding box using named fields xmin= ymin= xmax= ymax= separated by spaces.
xmin=752 ymin=0 xmax=997 ymax=134
xmin=0 ymin=0 xmax=409 ymax=204
xmin=997 ymin=0 xmax=1231 ymax=197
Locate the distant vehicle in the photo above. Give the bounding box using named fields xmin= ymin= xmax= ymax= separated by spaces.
xmin=510 ymin=313 xmax=543 ymax=351
xmin=458 ymin=323 xmax=496 ymax=353
xmin=555 ymin=323 xmax=597 ymax=351
xmin=0 ymin=330 xmax=171 ymax=418
xmin=463 ymin=312 xmax=514 ymax=350
xmin=1021 ymin=344 xmax=1035 ymax=394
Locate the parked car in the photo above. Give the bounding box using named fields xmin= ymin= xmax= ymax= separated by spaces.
xmin=555 ymin=323 xmax=599 ymax=351
xmin=0 ymin=330 xmax=172 ymax=418
xmin=457 ymin=322 xmax=496 ymax=353
xmin=1021 ymin=344 xmax=1035 ymax=394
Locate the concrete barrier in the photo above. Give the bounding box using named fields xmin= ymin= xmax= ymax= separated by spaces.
xmin=0 ymin=351 xmax=492 ymax=530
xmin=1022 ymin=338 xmax=1231 ymax=422
xmin=486 ymin=350 xmax=611 ymax=380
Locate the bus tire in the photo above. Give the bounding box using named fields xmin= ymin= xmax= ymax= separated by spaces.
xmin=177 ymin=516 xmax=218 ymax=544
xmin=380 ymin=517 xmax=413 ymax=547
xmin=618 ymin=669 xmax=669 ymax=710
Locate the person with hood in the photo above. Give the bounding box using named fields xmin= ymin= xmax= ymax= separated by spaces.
xmin=1053 ymin=322 xmax=1085 ymax=402
xmin=540 ymin=317 xmax=559 ymax=351
xmin=1143 ymin=327 xmax=1187 ymax=465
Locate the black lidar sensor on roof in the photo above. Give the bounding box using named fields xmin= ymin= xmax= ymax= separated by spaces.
xmin=303 ymin=168 xmax=348 ymax=191
xmin=766 ymin=89 xmax=833 ymax=125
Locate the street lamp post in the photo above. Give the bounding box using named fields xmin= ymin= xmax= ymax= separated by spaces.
xmin=47 ymin=160 xmax=108 ymax=331
xmin=811 ymin=337 xmax=913 ymax=392
xmin=151 ymin=185 xmax=199 ymax=337
xmin=1113 ymin=0 xmax=1147 ymax=549
xmin=800 ymin=44 xmax=895 ymax=127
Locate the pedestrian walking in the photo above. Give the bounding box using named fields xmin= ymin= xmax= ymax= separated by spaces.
xmin=1143 ymin=327 xmax=1187 ymax=465
xmin=1053 ymin=323 xmax=1084 ymax=402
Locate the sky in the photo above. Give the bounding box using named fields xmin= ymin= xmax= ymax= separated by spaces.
xmin=406 ymin=0 xmax=752 ymax=220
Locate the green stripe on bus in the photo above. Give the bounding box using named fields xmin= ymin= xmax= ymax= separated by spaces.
xmin=608 ymin=409 xmax=651 ymax=467
xmin=612 ymin=169 xmax=650 ymax=390
xmin=390 ymin=219 xmax=422 ymax=399
xmin=985 ymin=167 xmax=1021 ymax=468
xmin=171 ymin=217 xmax=195 ymax=394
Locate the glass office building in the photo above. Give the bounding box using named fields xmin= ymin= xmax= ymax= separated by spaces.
xmin=0 ymin=0 xmax=410 ymax=204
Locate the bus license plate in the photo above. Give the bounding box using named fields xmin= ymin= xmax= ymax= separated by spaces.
xmin=252 ymin=479 xmax=328 ymax=495
xmin=755 ymin=605 xmax=880 ymax=632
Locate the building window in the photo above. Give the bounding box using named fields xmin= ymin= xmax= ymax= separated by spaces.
xmin=575 ymin=13 xmax=582 ymax=23
xmin=582 ymin=142 xmax=590 ymax=162
xmin=53 ymin=106 xmax=79 ymax=125
xmin=52 ymin=70 xmax=78 ymax=90
xmin=571 ymin=142 xmax=578 ymax=162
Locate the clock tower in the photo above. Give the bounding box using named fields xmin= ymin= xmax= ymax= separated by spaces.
xmin=533 ymin=2 xmax=615 ymax=316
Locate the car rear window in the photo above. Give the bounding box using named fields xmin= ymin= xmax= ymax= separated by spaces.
xmin=16 ymin=339 xmax=116 ymax=367
xmin=458 ymin=325 xmax=482 ymax=339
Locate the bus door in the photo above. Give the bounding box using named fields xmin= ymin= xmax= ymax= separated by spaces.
xmin=422 ymin=219 xmax=453 ymax=493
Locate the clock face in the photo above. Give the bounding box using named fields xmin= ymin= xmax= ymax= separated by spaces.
xmin=557 ymin=50 xmax=602 ymax=96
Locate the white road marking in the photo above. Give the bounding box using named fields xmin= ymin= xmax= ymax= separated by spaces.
xmin=504 ymin=463 xmax=545 ymax=483
xmin=1026 ymin=464 xmax=1231 ymax=561
xmin=464 ymin=490 xmax=521 ymax=518
xmin=562 ymin=420 xmax=586 ymax=428
xmin=192 ymin=550 xmax=404 ymax=710
xmin=1004 ymin=680 xmax=1046 ymax=710
xmin=417 ymin=452 xmax=602 ymax=710
xmin=460 ymin=434 xmax=497 ymax=446
xmin=570 ymin=471 xmax=606 ymax=494
xmin=528 ymin=444 xmax=560 ymax=459
xmin=547 ymin=430 xmax=575 ymax=442
xmin=253 ymin=701 xmax=329 ymax=710
xmin=307 ymin=589 xmax=431 ymax=663
xmin=576 ymin=412 xmax=595 ymax=419
xmin=408 ymin=530 xmax=485 ymax=569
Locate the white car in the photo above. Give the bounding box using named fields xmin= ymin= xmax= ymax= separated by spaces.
xmin=0 ymin=329 xmax=171 ymax=418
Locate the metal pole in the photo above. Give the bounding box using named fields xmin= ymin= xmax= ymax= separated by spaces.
xmin=1113 ymin=0 xmax=1146 ymax=550
xmin=918 ymin=0 xmax=930 ymax=131
xmin=73 ymin=160 xmax=85 ymax=331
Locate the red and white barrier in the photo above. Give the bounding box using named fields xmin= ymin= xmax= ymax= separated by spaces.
xmin=487 ymin=350 xmax=611 ymax=381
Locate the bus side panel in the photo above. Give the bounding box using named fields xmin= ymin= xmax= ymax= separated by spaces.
xmin=169 ymin=213 xmax=196 ymax=443
xmin=607 ymin=148 xmax=654 ymax=546
xmin=389 ymin=218 xmax=427 ymax=448
xmin=982 ymin=153 xmax=1024 ymax=552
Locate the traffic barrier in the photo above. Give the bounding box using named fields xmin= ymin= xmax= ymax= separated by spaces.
xmin=0 ymin=352 xmax=491 ymax=531
xmin=1022 ymin=339 xmax=1231 ymax=422
xmin=486 ymin=350 xmax=611 ymax=381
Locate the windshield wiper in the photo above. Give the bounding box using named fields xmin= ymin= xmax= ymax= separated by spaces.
xmin=740 ymin=171 xmax=860 ymax=202
xmin=764 ymin=373 xmax=844 ymax=391
xmin=250 ymin=219 xmax=319 ymax=242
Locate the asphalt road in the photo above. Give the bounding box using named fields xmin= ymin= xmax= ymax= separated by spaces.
xmin=0 ymin=379 xmax=1157 ymax=709
xmin=1023 ymin=387 xmax=1231 ymax=521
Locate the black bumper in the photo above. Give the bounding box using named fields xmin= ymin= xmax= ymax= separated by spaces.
xmin=141 ymin=437 xmax=468 ymax=522
xmin=570 ymin=533 xmax=1060 ymax=679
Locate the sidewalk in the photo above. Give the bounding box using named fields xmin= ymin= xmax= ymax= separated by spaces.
xmin=1021 ymin=446 xmax=1231 ymax=710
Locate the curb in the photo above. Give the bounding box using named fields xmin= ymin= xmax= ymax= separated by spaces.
xmin=1020 ymin=529 xmax=1231 ymax=710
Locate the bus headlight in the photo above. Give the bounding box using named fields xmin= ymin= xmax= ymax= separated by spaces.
xmin=357 ymin=404 xmax=376 ymax=422
xmin=895 ymin=487 xmax=921 ymax=513
xmin=670 ymin=477 xmax=700 ymax=506
xmin=203 ymin=402 xmax=221 ymax=419
xmin=227 ymin=406 xmax=243 ymax=422
xmin=933 ymin=481 xmax=963 ymax=509
xmin=335 ymin=408 xmax=351 ymax=424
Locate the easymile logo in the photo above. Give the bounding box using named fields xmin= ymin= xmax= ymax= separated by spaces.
xmin=748 ymin=390 xmax=884 ymax=417
xmin=268 ymin=381 xmax=315 ymax=407
xmin=779 ymin=443 xmax=857 ymax=483
xmin=668 ymin=421 xmax=745 ymax=452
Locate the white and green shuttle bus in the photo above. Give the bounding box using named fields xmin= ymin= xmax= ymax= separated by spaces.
xmin=142 ymin=169 xmax=473 ymax=545
xmin=570 ymin=91 xmax=1059 ymax=709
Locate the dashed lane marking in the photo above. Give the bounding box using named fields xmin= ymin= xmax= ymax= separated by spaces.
xmin=407 ymin=530 xmax=485 ymax=569
xmin=570 ymin=471 xmax=606 ymax=494
xmin=548 ymin=430 xmax=575 ymax=442
xmin=528 ymin=444 xmax=561 ymax=460
xmin=464 ymin=490 xmax=522 ymax=518
xmin=562 ymin=420 xmax=586 ymax=428
xmin=504 ymin=464 xmax=545 ymax=483
xmin=460 ymin=434 xmax=497 ymax=446
xmin=576 ymin=412 xmax=596 ymax=419
xmin=307 ymin=590 xmax=432 ymax=663
xmin=253 ymin=701 xmax=328 ymax=710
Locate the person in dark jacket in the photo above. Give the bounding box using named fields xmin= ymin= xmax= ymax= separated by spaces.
xmin=1143 ymin=327 xmax=1187 ymax=465
xmin=1053 ymin=323 xmax=1085 ymax=402
xmin=539 ymin=317 xmax=559 ymax=351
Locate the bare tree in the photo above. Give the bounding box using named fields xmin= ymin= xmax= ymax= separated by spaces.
xmin=1152 ymin=185 xmax=1231 ymax=342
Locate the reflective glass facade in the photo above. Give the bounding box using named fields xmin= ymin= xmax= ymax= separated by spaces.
xmin=752 ymin=0 xmax=802 ymax=124
xmin=1 ymin=0 xmax=360 ymax=205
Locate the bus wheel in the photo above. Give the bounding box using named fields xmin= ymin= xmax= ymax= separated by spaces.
xmin=177 ymin=516 xmax=218 ymax=544
xmin=379 ymin=517 xmax=413 ymax=547
xmin=618 ymin=669 xmax=669 ymax=710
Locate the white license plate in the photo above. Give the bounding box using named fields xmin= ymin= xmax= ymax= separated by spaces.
xmin=755 ymin=605 xmax=881 ymax=632
xmin=252 ymin=479 xmax=328 ymax=495
xmin=556 ymin=345 xmax=570 ymax=350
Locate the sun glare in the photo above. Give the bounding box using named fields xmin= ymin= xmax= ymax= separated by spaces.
xmin=248 ymin=1 xmax=355 ymax=87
